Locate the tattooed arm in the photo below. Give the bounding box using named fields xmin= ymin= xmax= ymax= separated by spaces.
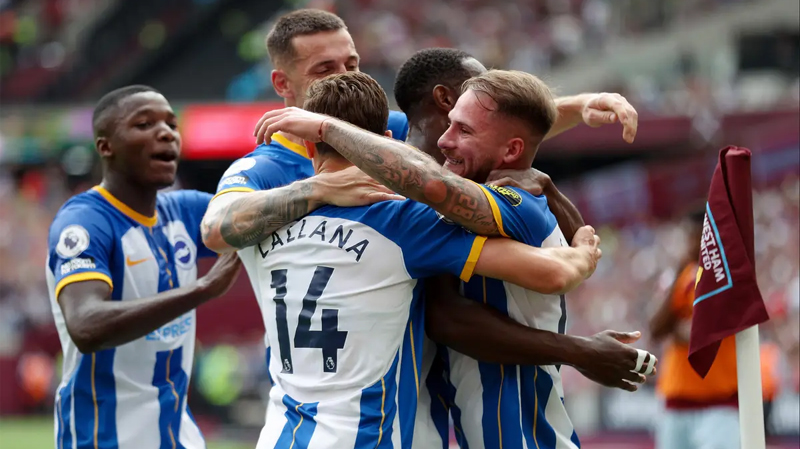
xmin=253 ymin=110 xmax=502 ymax=236
xmin=201 ymin=181 xmax=318 ymax=253
xmin=322 ymin=120 xmax=503 ymax=236
xmin=201 ymin=166 xmax=403 ymax=253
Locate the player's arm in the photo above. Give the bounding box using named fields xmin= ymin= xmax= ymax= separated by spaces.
xmin=202 ymin=166 xmax=401 ymax=252
xmin=254 ymin=110 xmax=503 ymax=237
xmin=202 ymin=184 xmax=317 ymax=253
xmin=546 ymin=93 xmax=638 ymax=143
xmin=473 ymin=227 xmax=600 ymax=294
xmin=487 ymin=168 xmax=584 ymax=243
xmin=425 ymin=275 xmax=584 ymax=364
xmin=424 ymin=276 xmax=649 ymax=390
xmin=50 ymin=207 xmax=241 ymax=353
xmin=59 ymin=255 xmax=239 ymax=353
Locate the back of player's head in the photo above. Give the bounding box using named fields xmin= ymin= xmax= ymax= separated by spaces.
xmin=266 ymin=9 xmax=347 ymax=68
xmin=92 ymin=85 xmax=161 ymax=138
xmin=462 ymin=70 xmax=557 ymax=142
xmin=394 ymin=48 xmax=475 ymax=115
xmin=304 ymin=72 xmax=389 ymax=156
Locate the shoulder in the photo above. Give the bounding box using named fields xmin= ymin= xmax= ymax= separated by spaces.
xmin=51 ymin=192 xmax=110 ymax=229
xmin=223 ymin=150 xmax=282 ymax=175
xmin=483 ymin=184 xmax=542 ymax=208
xmin=49 ymin=194 xmax=113 ymax=253
xmin=310 ymin=199 xmax=423 ymax=226
xmin=387 ymin=110 xmax=409 ymax=141
xmin=231 ymin=145 xmax=305 ymax=175
xmin=313 ymin=200 xmax=455 ymax=240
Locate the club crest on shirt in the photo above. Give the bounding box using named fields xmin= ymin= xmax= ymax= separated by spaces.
xmin=56 ymin=225 xmax=90 ymax=259
xmin=486 ymin=185 xmax=522 ymax=206
xmin=173 ymin=236 xmax=195 ymax=269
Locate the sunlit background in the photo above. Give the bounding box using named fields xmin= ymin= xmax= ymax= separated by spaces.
xmin=0 ymin=0 xmax=798 ymax=448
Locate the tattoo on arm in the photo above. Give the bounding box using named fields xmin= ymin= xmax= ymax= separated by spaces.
xmin=323 ymin=121 xmax=500 ymax=236
xmin=206 ymin=182 xmax=315 ymax=250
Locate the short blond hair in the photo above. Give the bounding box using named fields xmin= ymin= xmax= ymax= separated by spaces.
xmin=462 ymin=70 xmax=557 ymax=140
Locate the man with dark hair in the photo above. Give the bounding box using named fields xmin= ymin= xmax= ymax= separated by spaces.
xmin=92 ymin=85 xmax=159 ymax=134
xmin=253 ymin=68 xmax=657 ymax=449
xmin=201 ymin=7 xmax=408 ymax=291
xmin=244 ymin=71 xmax=603 ymax=449
xmin=395 ymin=48 xmax=639 ymax=162
xmin=394 ymin=49 xmax=475 ymax=121
xmin=265 ymin=8 xmax=348 ymax=69
xmin=47 ymin=85 xmax=241 ymax=448
xmin=393 ymin=49 xmax=483 ymax=164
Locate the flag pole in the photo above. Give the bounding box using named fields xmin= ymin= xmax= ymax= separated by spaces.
xmin=736 ymin=326 xmax=766 ymax=449
xmin=726 ymin=147 xmax=766 ymax=449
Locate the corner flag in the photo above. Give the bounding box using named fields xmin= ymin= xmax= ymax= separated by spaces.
xmin=689 ymin=146 xmax=769 ymax=378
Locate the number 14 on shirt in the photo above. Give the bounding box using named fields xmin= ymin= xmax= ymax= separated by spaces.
xmin=271 ymin=266 xmax=348 ymax=374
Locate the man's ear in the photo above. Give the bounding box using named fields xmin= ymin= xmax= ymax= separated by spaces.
xmin=384 ymin=130 xmax=393 ymax=138
xmin=432 ymin=85 xmax=457 ymax=112
xmin=95 ymin=137 xmax=111 ymax=158
xmin=303 ymin=140 xmax=317 ymax=159
xmin=502 ymin=137 xmax=525 ymax=164
xmin=271 ymin=69 xmax=294 ymax=101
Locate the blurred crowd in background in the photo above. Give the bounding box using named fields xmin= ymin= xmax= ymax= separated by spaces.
xmin=3 ymin=0 xmax=798 ymax=111
xmin=0 ymin=0 xmax=798 ymax=443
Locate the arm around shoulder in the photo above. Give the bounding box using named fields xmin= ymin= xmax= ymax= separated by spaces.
xmin=473 ymin=227 xmax=601 ymax=294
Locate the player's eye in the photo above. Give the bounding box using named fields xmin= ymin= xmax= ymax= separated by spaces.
xmin=135 ymin=122 xmax=151 ymax=129
xmin=346 ymin=65 xmax=357 ymax=71
xmin=167 ymin=122 xmax=178 ymax=130
xmin=460 ymin=126 xmax=469 ymax=135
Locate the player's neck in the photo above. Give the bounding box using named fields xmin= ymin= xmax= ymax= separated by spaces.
xmin=100 ymin=176 xmax=158 ymax=218
xmin=277 ymin=131 xmax=305 ymax=147
xmin=273 ymin=98 xmax=307 ymax=146
xmin=315 ymin=157 xmax=353 ymax=175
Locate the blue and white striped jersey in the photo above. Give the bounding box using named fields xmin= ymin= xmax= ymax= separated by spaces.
xmin=419 ymin=185 xmax=581 ymax=449
xmin=46 ymin=186 xmax=217 ymax=449
xmin=213 ymin=111 xmax=410 ymax=360
xmin=239 ymin=198 xmax=484 ymax=449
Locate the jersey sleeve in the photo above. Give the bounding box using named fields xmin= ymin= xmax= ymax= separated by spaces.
xmin=380 ymin=201 xmax=486 ymax=282
xmin=167 ymin=190 xmax=218 ymax=259
xmin=477 ymin=184 xmax=558 ymax=247
xmin=48 ymin=205 xmax=114 ymax=299
xmin=387 ymin=110 xmax=409 ymax=142
xmin=213 ymin=153 xmax=288 ymax=199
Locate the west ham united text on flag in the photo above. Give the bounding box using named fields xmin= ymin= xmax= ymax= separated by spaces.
xmin=689 ymin=146 xmax=770 ymax=378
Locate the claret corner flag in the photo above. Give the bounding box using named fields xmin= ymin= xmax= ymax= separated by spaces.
xmin=689 ymin=146 xmax=770 ymax=378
